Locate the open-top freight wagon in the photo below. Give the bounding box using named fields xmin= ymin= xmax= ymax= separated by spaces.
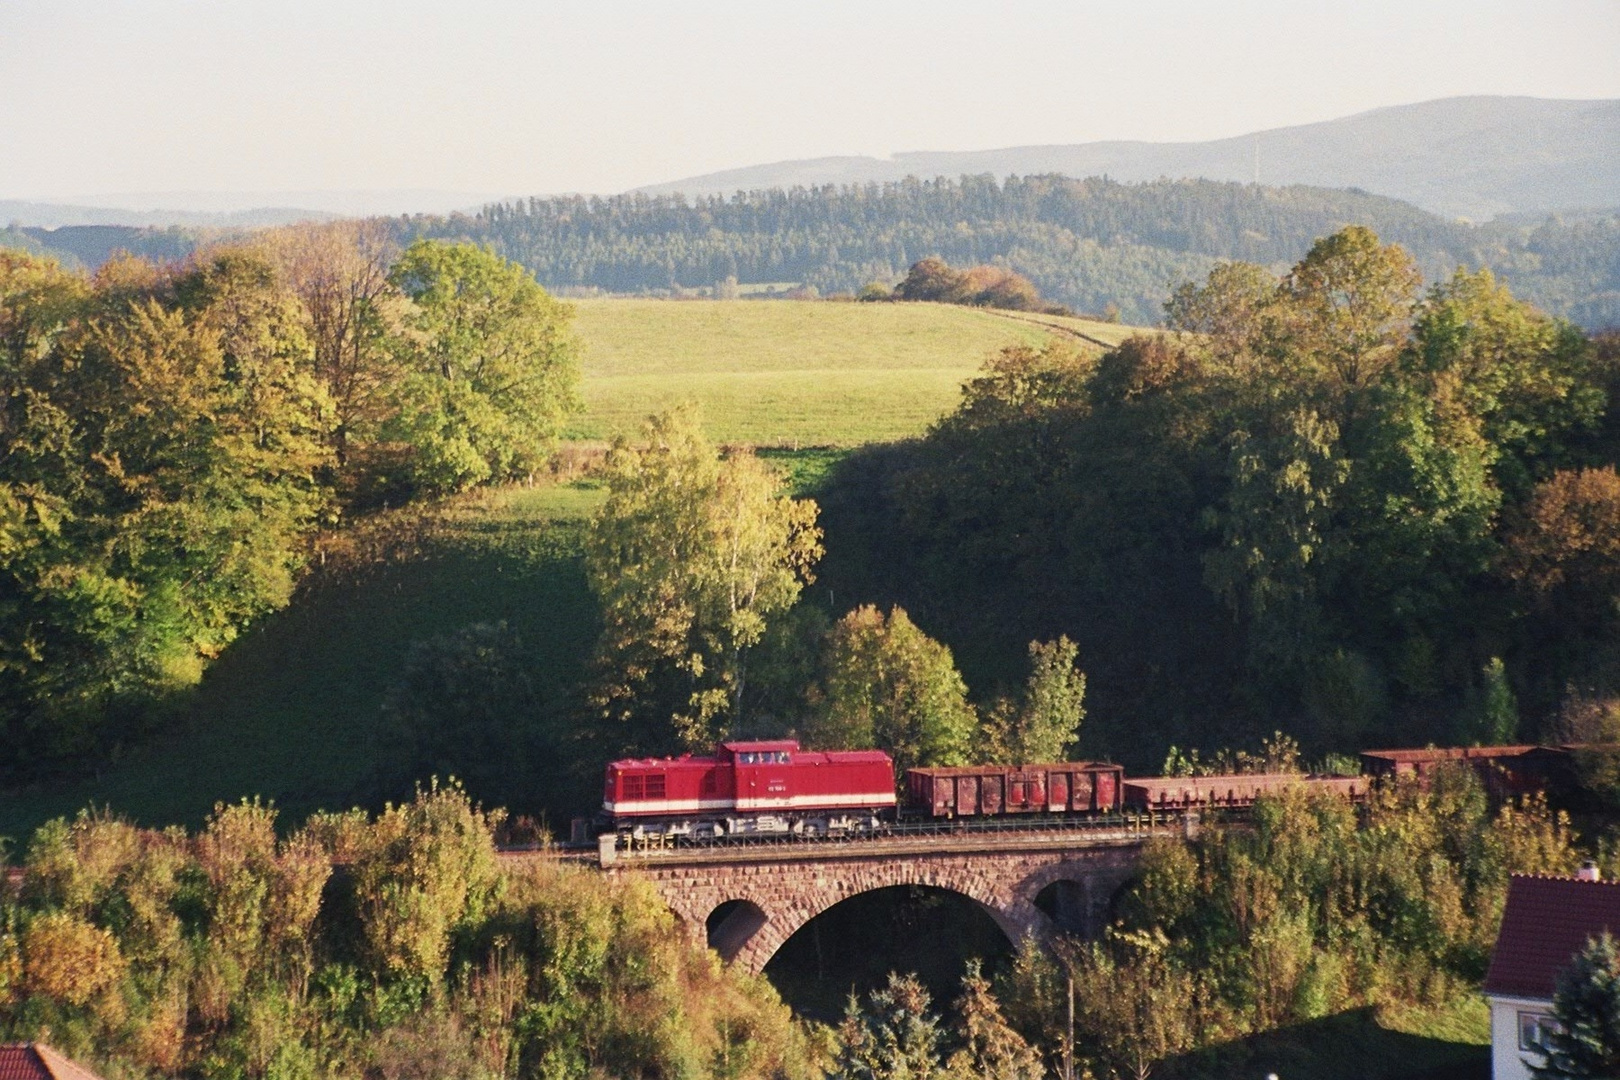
xmin=1122 ymin=773 xmax=1368 ymax=811
xmin=904 ymin=763 xmax=1124 ymax=818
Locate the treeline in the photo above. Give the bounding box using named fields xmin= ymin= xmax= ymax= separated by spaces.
xmin=0 ymin=228 xmax=579 ymax=778
xmin=418 ymin=174 xmax=1620 ymax=327
xmin=813 ymin=227 xmax=1620 ymax=770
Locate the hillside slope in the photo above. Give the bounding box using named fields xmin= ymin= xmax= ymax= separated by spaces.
xmin=0 ymin=485 xmax=605 ymax=841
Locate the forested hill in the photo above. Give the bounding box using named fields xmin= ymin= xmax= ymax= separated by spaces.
xmin=415 ymin=175 xmax=1620 ymax=327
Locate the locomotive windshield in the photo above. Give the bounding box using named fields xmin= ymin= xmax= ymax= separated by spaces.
xmin=736 ymin=751 xmax=791 ymax=765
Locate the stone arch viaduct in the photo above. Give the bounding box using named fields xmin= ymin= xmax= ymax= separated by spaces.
xmin=593 ymin=826 xmax=1162 ymax=974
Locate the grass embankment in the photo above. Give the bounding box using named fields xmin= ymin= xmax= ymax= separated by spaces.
xmin=0 ymin=483 xmax=607 ymax=843
xmin=569 ymin=298 xmax=1133 ymax=445
xmin=1160 ymin=998 xmax=1490 ymax=1079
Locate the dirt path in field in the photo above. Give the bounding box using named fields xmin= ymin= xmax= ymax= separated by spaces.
xmin=984 ymin=309 xmax=1121 ymax=350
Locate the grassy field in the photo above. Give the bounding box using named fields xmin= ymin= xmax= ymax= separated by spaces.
xmin=567 ymin=298 xmax=1138 ymax=445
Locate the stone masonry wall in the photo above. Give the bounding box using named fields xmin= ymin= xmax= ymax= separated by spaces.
xmin=604 ymin=842 xmax=1142 ymax=974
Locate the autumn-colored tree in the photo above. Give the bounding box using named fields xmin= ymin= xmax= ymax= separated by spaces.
xmin=942 ymin=960 xmax=1045 ymax=1080
xmin=350 ymin=779 xmax=502 ymax=986
xmin=1505 ymin=466 xmax=1620 ymax=604
xmin=0 ymin=250 xmax=331 ymax=768
xmin=1164 ymin=259 xmax=1279 ymax=367
xmin=1070 ymin=930 xmax=1197 ymax=1080
xmin=895 ymin=257 xmax=969 ymax=304
xmin=20 ymin=911 xmax=124 ymax=1006
xmin=1281 ymin=224 xmax=1421 ymax=402
xmin=946 ymin=342 xmax=1091 ymax=432
xmin=1504 ymin=466 xmax=1620 ymax=705
xmin=259 ymin=220 xmax=405 ymax=469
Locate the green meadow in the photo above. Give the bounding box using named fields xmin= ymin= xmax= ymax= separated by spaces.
xmin=568 ymin=298 xmax=1136 ymax=445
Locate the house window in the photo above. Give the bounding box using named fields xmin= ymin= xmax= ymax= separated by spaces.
xmin=1520 ymin=1010 xmax=1560 ymax=1051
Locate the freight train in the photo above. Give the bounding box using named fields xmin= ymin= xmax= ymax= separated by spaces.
xmin=600 ymin=739 xmax=1385 ymax=841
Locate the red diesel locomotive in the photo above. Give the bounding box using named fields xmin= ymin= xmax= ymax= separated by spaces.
xmin=604 ymin=740 xmax=895 ymax=840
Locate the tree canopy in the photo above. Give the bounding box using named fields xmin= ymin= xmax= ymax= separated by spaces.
xmin=820 ymin=226 xmax=1617 ymax=765
xmin=806 ymin=604 xmax=977 ymax=776
xmin=386 ymin=239 xmax=580 ymax=493
xmin=0 ymin=233 xmax=585 ymax=777
xmin=583 ymin=405 xmax=823 ymax=752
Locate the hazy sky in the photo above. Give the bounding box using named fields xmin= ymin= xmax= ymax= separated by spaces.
xmin=3 ymin=0 xmax=1618 ymax=207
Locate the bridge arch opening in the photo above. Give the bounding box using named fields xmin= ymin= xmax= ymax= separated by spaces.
xmin=761 ymin=885 xmax=1014 ymax=1022
xmin=707 ymin=899 xmax=769 ymax=962
xmin=1034 ymin=879 xmax=1090 ymax=936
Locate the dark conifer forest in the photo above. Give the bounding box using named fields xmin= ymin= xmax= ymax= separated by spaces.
xmin=418 ymin=175 xmax=1620 ymax=328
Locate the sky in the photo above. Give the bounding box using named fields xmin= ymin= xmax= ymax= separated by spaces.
xmin=2 ymin=0 xmax=1618 ymax=210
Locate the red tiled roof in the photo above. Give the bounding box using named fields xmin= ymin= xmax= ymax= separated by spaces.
xmin=0 ymin=1045 xmax=104 ymax=1080
xmin=1484 ymin=875 xmax=1620 ymax=999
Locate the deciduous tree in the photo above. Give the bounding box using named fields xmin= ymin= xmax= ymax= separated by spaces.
xmin=808 ymin=605 xmax=976 ymax=776
xmin=584 ymin=405 xmax=822 ymax=751
xmin=984 ymin=637 xmax=1086 ymax=764
xmin=386 ymin=240 xmax=581 ymax=493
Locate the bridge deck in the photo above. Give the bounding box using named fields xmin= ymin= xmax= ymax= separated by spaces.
xmin=505 ymin=813 xmax=1200 ymax=869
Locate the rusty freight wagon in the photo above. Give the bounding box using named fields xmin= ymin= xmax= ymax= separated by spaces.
xmin=1122 ymin=773 xmax=1368 ymax=811
xmin=905 ymin=763 xmax=1124 ymax=819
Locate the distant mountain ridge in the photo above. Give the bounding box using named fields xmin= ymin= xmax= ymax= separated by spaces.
xmin=0 ymin=201 xmax=341 ymax=230
xmin=0 ymin=189 xmax=503 ymax=230
xmin=636 ymin=97 xmax=1620 ymax=221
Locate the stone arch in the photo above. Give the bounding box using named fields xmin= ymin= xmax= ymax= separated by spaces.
xmin=733 ymin=860 xmax=1031 ymax=974
xmin=1013 ymin=855 xmax=1138 ymax=941
xmin=706 ymin=898 xmax=770 ymax=962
